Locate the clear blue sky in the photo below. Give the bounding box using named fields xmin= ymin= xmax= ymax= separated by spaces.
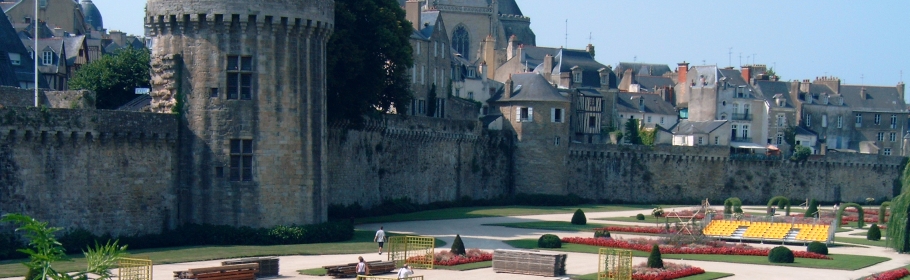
xmin=94 ymin=0 xmax=909 ymax=97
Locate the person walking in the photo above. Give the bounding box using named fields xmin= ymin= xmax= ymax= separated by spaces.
xmin=356 ymin=256 xmax=370 ymax=276
xmin=396 ymin=264 xmax=413 ymax=279
xmin=374 ymin=226 xmax=386 ymax=255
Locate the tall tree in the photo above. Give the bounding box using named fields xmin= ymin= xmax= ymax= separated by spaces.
xmin=327 ymin=0 xmax=414 ymax=125
xmin=68 ymin=47 xmax=151 ymax=109
xmin=625 ymin=119 xmax=642 ymax=145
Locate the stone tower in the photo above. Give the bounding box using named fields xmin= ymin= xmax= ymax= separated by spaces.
xmin=145 ymin=0 xmax=334 ymax=228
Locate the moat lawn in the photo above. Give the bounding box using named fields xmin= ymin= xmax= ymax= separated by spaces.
xmin=504 ymin=239 xmax=889 ymax=270
xmin=0 ymin=230 xmax=445 ymax=278
xmin=356 ymin=204 xmax=657 ymax=224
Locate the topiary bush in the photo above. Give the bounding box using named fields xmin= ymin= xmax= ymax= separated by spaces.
xmin=538 ymin=234 xmax=562 ymax=248
xmin=594 ymin=230 xmax=611 ymax=239
xmin=868 ymin=224 xmax=882 ymax=241
xmin=647 ymin=244 xmax=663 ymax=268
xmin=571 ymin=209 xmax=587 ymax=225
xmin=807 ymin=241 xmax=828 ymax=255
xmin=451 ymin=234 xmax=466 ymax=255
xmin=768 ymin=246 xmax=794 ymax=263
xmin=805 ymin=199 xmax=819 ymax=218
xmin=636 ymin=213 xmax=645 ymax=220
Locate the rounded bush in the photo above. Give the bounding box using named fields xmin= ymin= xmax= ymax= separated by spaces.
xmin=594 ymin=230 xmax=611 ymax=238
xmin=451 ymin=234 xmax=466 ymax=255
xmin=538 ymin=234 xmax=562 ymax=248
xmin=571 ymin=209 xmax=587 ymax=225
xmin=636 ymin=213 xmax=646 ymax=220
xmin=867 ymin=224 xmax=882 ymax=241
xmin=768 ymin=246 xmax=794 ymax=263
xmin=807 ymin=241 xmax=828 ymax=255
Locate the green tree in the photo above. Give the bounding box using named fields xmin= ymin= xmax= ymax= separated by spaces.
xmin=426 ymin=83 xmax=437 ymax=117
xmin=571 ymin=209 xmax=587 ymax=225
xmin=639 ymin=127 xmax=657 ymax=146
xmin=867 ymin=224 xmax=881 ymax=241
xmin=791 ymin=146 xmax=811 ymax=162
xmin=327 ymin=0 xmax=414 ymax=125
xmin=625 ymin=119 xmax=642 ymax=145
xmin=451 ymin=234 xmax=465 ymax=255
xmin=68 ymin=47 xmax=150 ymax=109
xmin=783 ymin=126 xmax=797 ymax=151
xmin=647 ymin=244 xmax=663 ymax=268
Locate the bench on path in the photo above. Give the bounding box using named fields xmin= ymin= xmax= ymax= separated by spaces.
xmin=323 ymin=261 xmax=396 ymax=278
xmin=493 ymin=249 xmax=566 ymax=277
xmin=173 ymin=263 xmax=259 ymax=280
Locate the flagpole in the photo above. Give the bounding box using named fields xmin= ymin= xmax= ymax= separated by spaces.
xmin=34 ymin=0 xmax=38 ymax=107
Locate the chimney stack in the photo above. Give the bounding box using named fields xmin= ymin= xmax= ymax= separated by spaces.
xmin=741 ymin=65 xmax=752 ymax=84
xmin=898 ymin=82 xmax=905 ymax=102
xmin=405 ymin=0 xmax=421 ymax=31
xmin=542 ymin=54 xmax=554 ymax=78
xmin=52 ymin=27 xmax=64 ymax=38
xmin=504 ymin=75 xmax=513 ymax=99
xmin=483 ymin=34 xmax=496 ymax=79
xmin=586 ymin=43 xmax=595 ymax=58
xmin=507 ymin=35 xmax=520 ymax=60
xmin=677 ymin=62 xmax=689 ymax=86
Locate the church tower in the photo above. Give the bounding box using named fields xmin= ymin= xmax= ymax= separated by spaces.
xmin=145 ymin=0 xmax=334 ymax=227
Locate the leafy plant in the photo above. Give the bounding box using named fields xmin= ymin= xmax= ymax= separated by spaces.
xmin=625 ymin=119 xmax=642 ymax=145
xmin=806 ymin=241 xmax=828 ymax=255
xmin=867 ymin=224 xmax=882 ymax=241
xmin=68 ymin=47 xmax=151 ymax=109
xmin=790 ymin=145 xmax=811 ymax=161
xmin=766 ymin=196 xmax=791 ymax=216
xmin=538 ymin=234 xmax=561 ymax=248
xmin=635 ymin=213 xmax=645 ymax=220
xmin=647 ymin=244 xmax=663 ymax=268
xmin=571 ymin=209 xmax=587 ymax=225
xmin=451 ymin=234 xmax=466 ymax=255
xmin=768 ymin=246 xmax=794 ymax=263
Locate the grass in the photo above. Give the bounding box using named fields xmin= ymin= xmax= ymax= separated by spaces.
xmin=298 ymin=267 xmax=328 ymax=276
xmin=849 ymin=231 xmax=888 ymax=237
xmin=356 ymin=204 xmax=656 ymax=224
xmin=504 ymin=239 xmax=889 ymax=270
xmin=596 ymin=216 xmax=658 ymax=224
xmin=572 ymin=271 xmax=734 ymax=280
xmin=834 ymin=237 xmax=888 ymax=247
xmin=484 ymin=221 xmax=611 ymax=232
xmin=436 ymin=260 xmax=492 ymax=271
xmin=0 ymin=230 xmax=446 ymax=278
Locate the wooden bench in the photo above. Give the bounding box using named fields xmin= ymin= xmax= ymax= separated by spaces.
xmin=173 ymin=263 xmax=259 ymax=280
xmin=322 ymin=261 xmax=396 ymax=278
xmin=222 ymin=257 xmax=279 ymax=277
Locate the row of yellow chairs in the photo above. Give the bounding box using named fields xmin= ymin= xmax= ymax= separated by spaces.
xmin=704 ymin=221 xmax=830 ymax=242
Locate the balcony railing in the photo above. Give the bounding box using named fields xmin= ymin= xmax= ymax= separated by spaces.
xmin=731 ymin=137 xmax=753 ymax=143
xmin=732 ymin=113 xmax=751 ymax=121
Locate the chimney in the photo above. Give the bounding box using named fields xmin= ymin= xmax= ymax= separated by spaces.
xmin=586 ymin=43 xmax=595 ymax=58
xmin=504 ymin=75 xmax=513 ymax=99
xmin=799 ymin=79 xmax=810 ymax=94
xmin=542 ymin=54 xmax=553 ymax=78
xmin=507 ymin=35 xmax=520 ymax=60
xmin=483 ymin=34 xmax=496 ymax=80
xmin=619 ymin=69 xmax=634 ymax=91
xmin=741 ymin=65 xmax=751 ymax=84
xmin=677 ymin=62 xmax=689 ymax=86
xmin=898 ymin=82 xmax=905 ymax=102
xmin=814 ymin=76 xmax=841 ymax=95
xmin=405 ymin=0 xmax=421 ymax=31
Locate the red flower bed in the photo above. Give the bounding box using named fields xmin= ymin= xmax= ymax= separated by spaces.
xmin=857 ymin=267 xmax=910 ymax=280
xmin=596 ymin=226 xmax=675 ymax=234
xmin=845 ymin=208 xmax=890 ymax=216
xmin=407 ymin=249 xmax=493 ymax=266
xmin=632 ymin=262 xmax=705 ymax=280
xmin=562 ymin=237 xmax=831 ymax=260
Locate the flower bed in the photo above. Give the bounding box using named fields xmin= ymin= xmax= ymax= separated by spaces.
xmin=596 ymin=226 xmax=676 ymax=234
xmin=632 ymin=262 xmax=705 ymax=280
xmin=407 ymin=249 xmax=493 ymax=266
xmin=856 ymin=267 xmax=910 ymax=280
xmin=562 ymin=237 xmax=831 ymax=259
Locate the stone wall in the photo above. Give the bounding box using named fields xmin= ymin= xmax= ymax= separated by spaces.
xmin=0 ymin=86 xmax=95 ymax=109
xmin=565 ymin=144 xmax=904 ymax=205
xmin=0 ymin=106 xmax=179 ymax=235
xmin=326 ymin=115 xmax=512 ymax=208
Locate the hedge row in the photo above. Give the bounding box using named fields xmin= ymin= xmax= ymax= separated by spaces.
xmin=1 ymin=221 xmax=353 ymax=261
xmin=328 ymin=194 xmax=588 ymax=220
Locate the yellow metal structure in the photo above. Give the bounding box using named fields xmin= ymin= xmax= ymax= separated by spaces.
xmin=598 ymin=248 xmax=632 ymax=280
xmin=118 ymin=257 xmax=153 ymax=280
xmin=356 ymin=275 xmax=424 ymax=280
xmin=387 ymin=236 xmax=435 ymax=269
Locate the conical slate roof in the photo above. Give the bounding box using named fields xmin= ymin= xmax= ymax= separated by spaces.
xmin=81 ymin=0 xmax=103 ymax=31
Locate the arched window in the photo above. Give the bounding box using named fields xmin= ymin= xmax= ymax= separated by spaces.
xmin=452 ymin=25 xmax=470 ymax=57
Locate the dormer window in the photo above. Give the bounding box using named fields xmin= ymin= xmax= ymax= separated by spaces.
xmin=600 ymin=75 xmax=607 ymax=85
xmin=573 ymin=72 xmax=582 ymax=83
xmin=8 ymin=53 xmax=20 ymax=66
xmin=42 ymin=51 xmax=53 ymax=65
xmin=467 ymin=68 xmax=476 ymax=78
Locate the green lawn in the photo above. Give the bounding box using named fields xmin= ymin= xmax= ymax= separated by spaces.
xmin=834 ymin=236 xmax=888 ymax=247
xmin=0 ymin=230 xmax=446 ymax=278
xmin=504 ymin=239 xmax=889 ymax=270
xmin=436 ymin=260 xmax=492 ymax=271
xmin=484 ymin=221 xmax=611 ymax=232
xmin=356 ymin=204 xmax=656 ymax=224
xmin=572 ymin=271 xmax=734 ymax=280
xmin=298 ymin=267 xmax=327 ymax=276
xmin=596 ymin=216 xmax=658 ymax=224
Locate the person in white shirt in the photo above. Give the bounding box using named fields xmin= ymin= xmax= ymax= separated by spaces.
xmin=396 ymin=264 xmax=413 ymax=279
xmin=356 ymin=256 xmax=369 ymax=276
xmin=374 ymin=226 xmax=386 ymax=255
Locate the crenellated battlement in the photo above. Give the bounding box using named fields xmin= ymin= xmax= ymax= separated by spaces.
xmin=0 ymin=106 xmax=178 ymax=144
xmin=145 ymin=0 xmax=333 ymax=36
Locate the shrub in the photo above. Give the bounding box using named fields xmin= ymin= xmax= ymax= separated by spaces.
xmin=451 ymin=234 xmax=466 ymax=255
xmin=538 ymin=234 xmax=561 ymax=248
xmin=594 ymin=230 xmax=611 ymax=238
xmin=805 ymin=199 xmax=820 ymax=218
xmin=647 ymin=244 xmax=663 ymax=268
xmin=636 ymin=213 xmax=645 ymax=220
xmin=571 ymin=209 xmax=587 ymax=225
xmin=768 ymin=246 xmax=794 ymax=263
xmin=807 ymin=241 xmax=828 ymax=255
xmin=0 ymin=232 xmax=25 ymax=260
xmin=867 ymin=224 xmax=882 ymax=241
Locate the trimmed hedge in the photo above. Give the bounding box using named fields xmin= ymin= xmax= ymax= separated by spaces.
xmin=594 ymin=230 xmax=611 ymax=238
xmin=635 ymin=213 xmax=645 ymax=220
xmin=571 ymin=209 xmax=587 ymax=225
xmin=538 ymin=234 xmax=562 ymax=248
xmin=807 ymin=241 xmax=828 ymax=255
xmin=328 ymin=194 xmax=589 ymax=221
xmin=769 ymin=246 xmax=794 ymax=263
xmin=868 ymin=224 xmax=882 ymax=241
xmin=451 ymin=234 xmax=466 ymax=255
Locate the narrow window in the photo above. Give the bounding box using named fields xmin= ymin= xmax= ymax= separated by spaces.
xmin=875 ymin=114 xmax=881 ymax=125
xmin=856 ymin=113 xmax=862 ymax=126
xmin=698 ymin=137 xmax=703 ymax=145
xmin=837 ymin=115 xmax=843 ymax=128
xmin=821 ymin=115 xmax=827 ymax=128
xmin=776 ymin=133 xmax=783 ymax=145
xmin=588 ymin=116 xmax=597 ymax=128
xmin=42 ymin=51 xmax=53 ymax=65
xmin=554 ymin=136 xmax=560 ymax=146
xmin=890 ymin=132 xmax=896 ymax=142
xmin=891 ymin=115 xmax=897 ymax=129
xmin=647 ymin=116 xmax=652 ymax=123
xmin=209 ymin=88 xmax=219 ymax=98
xmin=714 ymin=136 xmax=719 ymax=145
xmin=226 ymin=55 xmax=253 ymax=100
xmin=552 ymin=108 xmax=563 ymax=123
xmin=573 ymin=72 xmax=581 ymax=83
xmin=230 ymin=139 xmax=253 ymax=182
xmin=877 ymin=132 xmax=884 ymax=141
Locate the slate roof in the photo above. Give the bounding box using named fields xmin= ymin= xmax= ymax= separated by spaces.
xmin=63 ymin=34 xmax=84 ymax=66
xmin=80 ymin=0 xmax=103 ymax=31
xmin=117 ymin=94 xmax=151 ymax=111
xmin=840 ymin=85 xmax=907 ymax=112
xmin=616 ymin=93 xmax=677 ymax=115
xmin=491 ymin=73 xmax=567 ymax=103
xmin=635 ymin=76 xmax=675 ymax=91
xmin=22 ymin=37 xmax=65 ymax=74
xmin=671 ymin=120 xmax=728 ymax=135
xmin=615 ymin=62 xmax=672 ymax=77
xmin=530 ymin=48 xmax=607 ymax=88
xmin=498 ymin=0 xmax=523 ymax=16
xmin=0 ymin=11 xmax=44 ymax=88
xmin=753 ymin=80 xmax=796 ymax=109
xmin=795 ymin=126 xmax=816 ymax=137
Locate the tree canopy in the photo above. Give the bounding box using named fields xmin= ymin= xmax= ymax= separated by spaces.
xmin=327 ymin=0 xmax=414 ymax=125
xmin=68 ymin=47 xmax=150 ymax=109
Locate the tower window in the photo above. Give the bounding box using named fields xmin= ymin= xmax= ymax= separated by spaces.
xmin=452 ymin=25 xmax=470 ymax=58
xmin=229 ymin=139 xmax=253 ymax=182
xmin=226 ymin=55 xmax=253 ymax=100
